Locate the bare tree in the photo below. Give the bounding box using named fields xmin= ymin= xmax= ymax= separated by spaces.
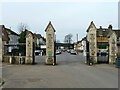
xmin=18 ymin=23 xmax=29 ymax=33
xmin=64 ymin=33 xmax=73 ymax=43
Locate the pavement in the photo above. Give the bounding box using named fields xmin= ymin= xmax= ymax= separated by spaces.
xmin=1 ymin=52 xmax=118 ymax=88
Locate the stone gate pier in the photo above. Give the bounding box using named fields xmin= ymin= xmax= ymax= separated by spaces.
xmin=86 ymin=21 xmax=97 ymax=64
xmin=45 ymin=21 xmax=56 ymax=65
xmin=26 ymin=31 xmax=34 ymax=64
xmin=0 ymin=34 xmax=2 ymax=63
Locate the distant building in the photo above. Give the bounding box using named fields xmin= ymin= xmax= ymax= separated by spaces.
xmin=74 ymin=37 xmax=86 ymax=55
xmin=5 ymin=27 xmax=20 ymax=54
xmin=0 ymin=25 xmax=9 ymax=55
xmin=96 ymin=25 xmax=120 ymax=53
xmin=0 ymin=25 xmax=9 ymax=44
xmin=86 ymin=21 xmax=120 ymax=64
xmin=33 ymin=33 xmax=46 ymax=49
xmin=5 ymin=28 xmax=20 ymax=44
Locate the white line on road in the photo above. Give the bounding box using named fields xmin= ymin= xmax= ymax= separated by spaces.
xmin=0 ymin=65 xmax=13 ymax=69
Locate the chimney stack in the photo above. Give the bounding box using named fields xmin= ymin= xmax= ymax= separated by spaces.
xmin=99 ymin=26 xmax=103 ymax=36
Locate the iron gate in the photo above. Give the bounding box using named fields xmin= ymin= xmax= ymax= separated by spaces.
xmin=97 ymin=52 xmax=109 ymax=63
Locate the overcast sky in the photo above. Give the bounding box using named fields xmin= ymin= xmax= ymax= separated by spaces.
xmin=0 ymin=1 xmax=118 ymax=43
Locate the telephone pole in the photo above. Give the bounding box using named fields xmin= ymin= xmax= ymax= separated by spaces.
xmin=77 ymin=33 xmax=78 ymax=42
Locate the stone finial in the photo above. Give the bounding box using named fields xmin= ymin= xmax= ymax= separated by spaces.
xmin=100 ymin=26 xmax=102 ymax=29
xmin=108 ymin=25 xmax=112 ymax=30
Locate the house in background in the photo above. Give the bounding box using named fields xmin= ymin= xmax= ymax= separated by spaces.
xmin=74 ymin=37 xmax=86 ymax=55
xmin=74 ymin=40 xmax=82 ymax=53
xmin=0 ymin=25 xmax=9 ymax=55
xmin=34 ymin=33 xmax=46 ymax=50
xmin=86 ymin=21 xmax=120 ymax=64
xmin=96 ymin=25 xmax=120 ymax=54
xmin=5 ymin=28 xmax=20 ymax=54
xmin=5 ymin=28 xmax=20 ymax=44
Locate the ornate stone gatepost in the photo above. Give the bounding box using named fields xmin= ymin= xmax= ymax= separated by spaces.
xmin=86 ymin=21 xmax=97 ymax=64
xmin=45 ymin=21 xmax=56 ymax=65
xmin=0 ymin=35 xmax=2 ymax=63
xmin=26 ymin=31 xmax=34 ymax=64
xmin=108 ymin=32 xmax=118 ymax=64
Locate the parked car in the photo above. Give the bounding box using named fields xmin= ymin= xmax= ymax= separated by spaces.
xmin=59 ymin=50 xmax=62 ymax=53
xmin=67 ymin=49 xmax=71 ymax=53
xmin=62 ymin=49 xmax=66 ymax=52
xmin=35 ymin=50 xmax=43 ymax=56
xmin=56 ymin=50 xmax=61 ymax=55
xmin=70 ymin=50 xmax=77 ymax=55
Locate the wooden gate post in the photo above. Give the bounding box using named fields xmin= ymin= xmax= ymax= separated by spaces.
xmin=45 ymin=21 xmax=56 ymax=65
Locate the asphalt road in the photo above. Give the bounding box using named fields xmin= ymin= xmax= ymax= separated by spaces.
xmin=1 ymin=52 xmax=118 ymax=88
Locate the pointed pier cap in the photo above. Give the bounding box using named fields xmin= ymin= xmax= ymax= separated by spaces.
xmin=45 ymin=21 xmax=56 ymax=32
xmin=86 ymin=21 xmax=97 ymax=32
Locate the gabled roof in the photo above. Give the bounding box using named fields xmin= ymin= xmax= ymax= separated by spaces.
xmin=0 ymin=25 xmax=9 ymax=42
xmin=96 ymin=27 xmax=120 ymax=37
xmin=0 ymin=25 xmax=5 ymax=31
xmin=113 ymin=30 xmax=120 ymax=37
xmin=25 ymin=29 xmax=34 ymax=38
xmin=5 ymin=28 xmax=19 ymax=36
xmin=107 ymin=30 xmax=117 ymax=38
xmin=97 ymin=28 xmax=109 ymax=37
xmin=33 ymin=34 xmax=42 ymax=38
xmin=86 ymin=21 xmax=97 ymax=32
xmin=45 ymin=21 xmax=56 ymax=32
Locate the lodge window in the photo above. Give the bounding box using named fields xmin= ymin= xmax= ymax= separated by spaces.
xmin=117 ymin=37 xmax=119 ymax=42
xmin=2 ymin=33 xmax=4 ymax=36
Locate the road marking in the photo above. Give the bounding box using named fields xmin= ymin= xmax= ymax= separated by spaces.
xmin=0 ymin=65 xmax=13 ymax=69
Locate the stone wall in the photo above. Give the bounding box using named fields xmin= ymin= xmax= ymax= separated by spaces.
xmin=3 ymin=56 xmax=26 ymax=64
